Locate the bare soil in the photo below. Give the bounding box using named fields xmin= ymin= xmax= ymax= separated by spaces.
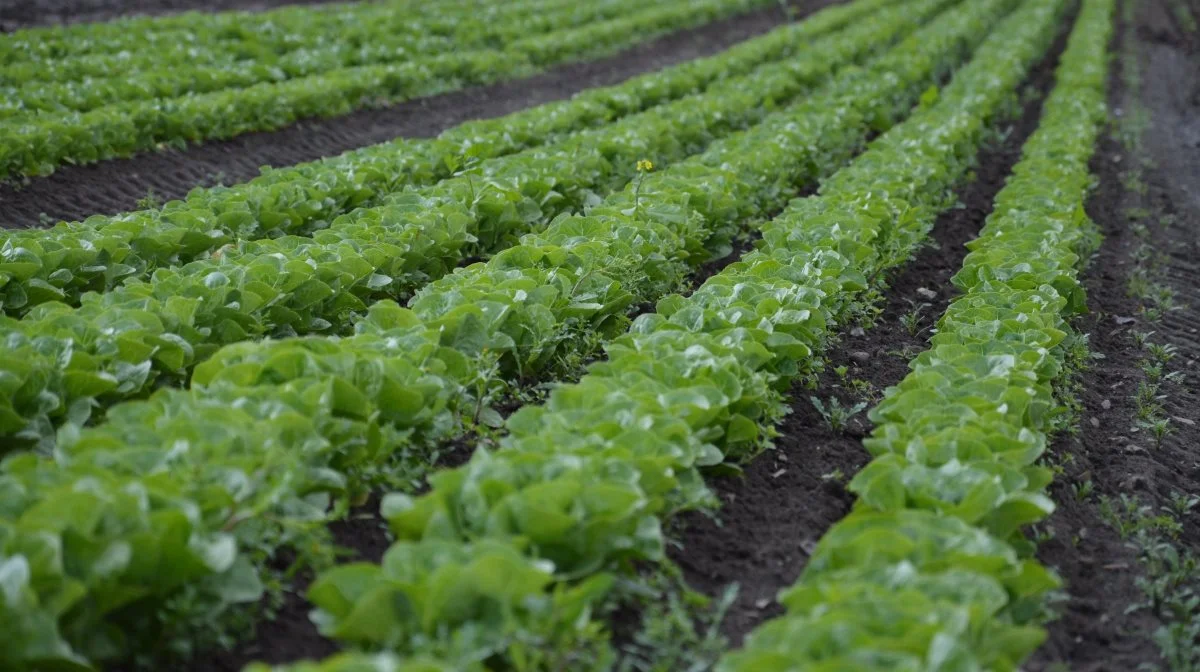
xmin=0 ymin=0 xmax=840 ymax=228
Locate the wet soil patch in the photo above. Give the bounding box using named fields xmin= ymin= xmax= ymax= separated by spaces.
xmin=1028 ymin=0 xmax=1200 ymax=669
xmin=663 ymin=19 xmax=1068 ymax=645
xmin=1 ymin=0 xmax=841 ymax=229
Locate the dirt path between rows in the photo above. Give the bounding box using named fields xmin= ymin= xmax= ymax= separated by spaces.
xmin=665 ymin=10 xmax=1073 ymax=647
xmin=0 ymin=0 xmax=840 ymax=229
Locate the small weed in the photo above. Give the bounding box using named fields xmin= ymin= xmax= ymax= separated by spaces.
xmin=809 ymin=396 xmax=867 ymax=433
xmin=1073 ymin=479 xmax=1096 ymax=501
xmin=1166 ymin=492 xmax=1200 ymax=519
xmin=899 ymin=301 xmax=930 ymax=336
xmin=1146 ymin=341 xmax=1179 ymax=365
xmin=1133 ymin=417 xmax=1174 ymax=449
xmin=847 ymin=377 xmax=874 ymax=400
xmin=136 ymin=188 xmax=162 ymax=210
xmin=1030 ymin=524 xmax=1056 ymax=545
xmin=1125 ymin=206 xmax=1153 ymax=221
xmin=615 ymin=569 xmax=734 ymax=672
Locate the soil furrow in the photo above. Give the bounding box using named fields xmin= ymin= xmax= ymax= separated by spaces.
xmin=1029 ymin=0 xmax=1200 ymax=668
xmin=1027 ymin=133 xmax=1165 ymax=670
xmin=0 ymin=0 xmax=838 ymax=229
xmin=666 ymin=15 xmax=1069 ymax=646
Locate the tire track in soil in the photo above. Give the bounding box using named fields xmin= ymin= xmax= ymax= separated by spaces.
xmin=1030 ymin=0 xmax=1200 ymax=669
xmin=1 ymin=0 xmax=339 ymax=31
xmin=662 ymin=16 xmax=1070 ymax=646
xmin=0 ymin=0 xmax=841 ymax=229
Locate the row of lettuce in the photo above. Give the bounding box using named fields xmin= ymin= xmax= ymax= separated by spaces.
xmin=0 ymin=0 xmax=996 ymax=667
xmin=721 ymin=0 xmax=1112 ymax=668
xmin=239 ymin=0 xmax=1080 ymax=669
xmin=0 ymin=0 xmax=658 ymax=120
xmin=0 ymin=0 xmax=931 ymax=447
xmin=0 ymin=0 xmax=584 ymax=73
xmin=0 ymin=0 xmax=772 ymax=180
xmin=0 ymin=0 xmax=893 ymax=315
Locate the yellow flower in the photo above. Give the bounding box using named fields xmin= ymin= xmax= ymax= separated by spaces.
xmin=636 ymin=159 xmax=654 ymax=172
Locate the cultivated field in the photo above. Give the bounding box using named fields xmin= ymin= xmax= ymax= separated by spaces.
xmin=2 ymin=0 xmax=1199 ymax=670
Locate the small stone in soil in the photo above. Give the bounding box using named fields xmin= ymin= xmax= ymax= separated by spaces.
xmin=1091 ymin=417 xmax=1101 ymax=428
xmin=850 ymin=326 xmax=865 ymax=337
xmin=1121 ymin=474 xmax=1149 ymax=490
xmin=916 ymin=287 xmax=937 ymax=300
xmin=1101 ymin=399 xmax=1112 ymax=410
xmin=849 ymin=351 xmax=870 ymax=365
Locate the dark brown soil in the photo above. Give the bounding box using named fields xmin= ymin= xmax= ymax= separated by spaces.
xmin=666 ymin=16 xmax=1070 ymax=646
xmin=1028 ymin=0 xmax=1200 ymax=669
xmin=0 ymin=0 xmax=337 ymax=30
xmin=0 ymin=0 xmax=841 ymax=229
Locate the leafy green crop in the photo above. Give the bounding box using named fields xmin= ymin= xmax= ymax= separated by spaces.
xmin=0 ymin=0 xmax=982 ymax=666
xmin=245 ymin=0 xmax=1064 ymax=668
xmin=0 ymin=0 xmax=660 ymax=120
xmin=0 ymin=0 xmax=892 ymax=316
xmin=0 ymin=0 xmax=770 ymax=181
xmin=0 ymin=0 xmax=935 ymax=447
xmin=0 ymin=0 xmax=562 ymax=68
xmin=723 ymin=0 xmax=1112 ymax=668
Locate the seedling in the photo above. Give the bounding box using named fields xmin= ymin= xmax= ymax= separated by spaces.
xmin=136 ymin=188 xmax=162 ymax=210
xmin=1146 ymin=341 xmax=1178 ymax=365
xmin=1132 ymin=329 xmax=1155 ymax=349
xmin=1134 ymin=417 xmax=1174 ymax=448
xmin=810 ymin=396 xmax=867 ymax=433
xmin=899 ymin=301 xmax=930 ymax=336
xmin=1166 ymin=492 xmax=1200 ymax=519
xmin=1072 ymin=479 xmax=1096 ymax=501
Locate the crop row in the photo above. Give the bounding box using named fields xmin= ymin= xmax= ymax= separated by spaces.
xmin=0 ymin=0 xmax=991 ymax=667
xmin=0 ymin=0 xmax=769 ymax=180
xmin=0 ymin=0 xmax=892 ymax=315
xmin=0 ymin=0 xmax=935 ymax=445
xmin=0 ymin=0 xmax=657 ymax=119
xmin=239 ymin=0 xmax=1068 ymax=669
xmin=0 ymin=0 xmax=562 ymax=69
xmin=722 ymin=0 xmax=1112 ymax=668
